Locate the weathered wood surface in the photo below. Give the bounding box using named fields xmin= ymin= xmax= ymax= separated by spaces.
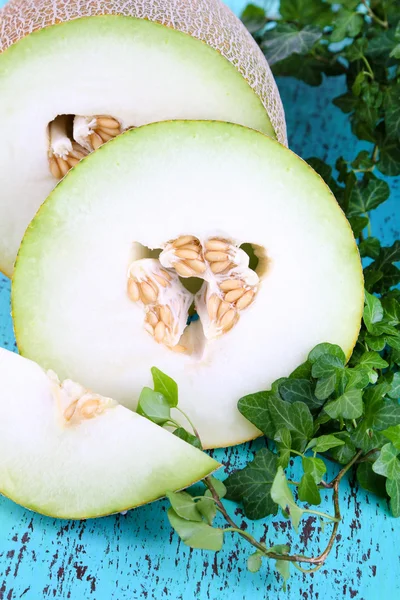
xmin=0 ymin=1 xmax=399 ymax=597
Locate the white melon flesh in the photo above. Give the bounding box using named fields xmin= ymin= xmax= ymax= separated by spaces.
xmin=12 ymin=121 xmax=364 ymax=449
xmin=0 ymin=0 xmax=286 ymax=277
xmin=0 ymin=348 xmax=218 ymax=518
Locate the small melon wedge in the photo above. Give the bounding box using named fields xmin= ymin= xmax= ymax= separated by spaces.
xmin=13 ymin=121 xmax=364 ymax=450
xmin=0 ymin=0 xmax=286 ymax=276
xmin=0 ymin=348 xmax=218 ymax=519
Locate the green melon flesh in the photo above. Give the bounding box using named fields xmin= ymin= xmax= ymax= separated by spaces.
xmin=13 ymin=121 xmax=364 ymax=449
xmin=0 ymin=348 xmax=218 ymax=518
xmin=0 ymin=15 xmax=275 ymax=277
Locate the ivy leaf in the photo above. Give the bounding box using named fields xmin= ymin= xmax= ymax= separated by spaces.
xmin=240 ymin=4 xmax=266 ymax=34
xmin=279 ymin=379 xmax=322 ymax=410
xmin=224 ymin=448 xmax=278 ymax=520
xmin=275 ymin=560 xmax=291 ymax=592
xmin=312 ymin=355 xmax=345 ymax=379
xmin=238 ymin=391 xmax=276 ymax=439
xmin=372 ymin=443 xmax=400 ymax=479
xmin=384 ymin=84 xmax=400 ymax=140
xmin=271 ymin=467 xmax=304 ymax=531
xmin=378 ymin=139 xmax=400 ymax=176
xmin=274 ymin=428 xmax=292 ymax=468
xmin=386 ymin=478 xmax=400 ymax=517
xmin=382 ymin=424 xmax=400 ymax=450
xmin=289 ymin=360 xmax=313 ymax=380
xmin=302 ymin=456 xmax=327 ymax=483
xmin=136 ymin=387 xmax=171 ymax=425
xmin=325 ymin=389 xmax=364 ymax=420
xmin=166 ymin=491 xmax=203 ymax=522
xmin=247 ymin=552 xmax=263 ymax=573
xmin=356 ymin=463 xmax=387 ymax=497
xmin=330 ymin=433 xmax=357 ymax=464
xmin=196 ymin=497 xmax=217 ymax=526
xmin=207 ymin=476 xmax=227 ymax=499
xmin=348 ymin=175 xmax=390 ymax=216
xmin=330 ymin=8 xmax=363 ymax=43
xmin=359 ymin=237 xmax=381 ymax=260
xmin=268 ymin=397 xmax=313 ymax=451
xmin=388 ymin=372 xmax=400 ymax=399
xmin=151 ymin=367 xmax=178 ymax=408
xmin=345 ymin=367 xmax=371 ymax=391
xmin=357 ymin=351 xmax=389 ymax=370
xmin=363 ymin=291 xmax=384 ymax=331
xmin=280 ymin=0 xmax=333 ymax=26
xmin=271 ymin=53 xmax=326 ymax=86
xmin=262 ymin=24 xmax=322 ymax=65
xmin=348 ymin=215 xmax=369 ymax=238
xmin=167 ymin=509 xmax=224 ymax=551
xmin=315 ymin=373 xmax=337 ymax=400
xmin=298 ymin=473 xmax=321 ymax=505
xmin=306 ymin=434 xmax=345 ymax=454
xmin=308 ymin=343 xmax=346 ymax=364
xmin=173 ymin=428 xmax=202 ymax=450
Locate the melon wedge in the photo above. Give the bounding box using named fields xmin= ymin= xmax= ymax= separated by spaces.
xmin=12 ymin=121 xmax=364 ymax=449
xmin=0 ymin=348 xmax=218 ymax=518
xmin=0 ymin=0 xmax=286 ymax=277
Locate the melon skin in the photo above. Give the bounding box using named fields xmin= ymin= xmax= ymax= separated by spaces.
xmin=0 ymin=0 xmax=286 ymax=145
xmin=12 ymin=120 xmax=364 ymax=450
xmin=0 ymin=348 xmax=219 ymax=519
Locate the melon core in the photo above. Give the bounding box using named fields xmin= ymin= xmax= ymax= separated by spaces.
xmin=0 ymin=0 xmax=286 ymax=276
xmin=12 ymin=121 xmax=364 ymax=449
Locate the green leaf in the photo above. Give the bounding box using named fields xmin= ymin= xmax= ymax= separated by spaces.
xmin=279 ymin=379 xmax=322 ymax=410
xmin=308 ymin=343 xmax=346 ymax=364
xmin=268 ymin=397 xmax=313 ymax=451
xmin=372 ymin=399 xmax=400 ymax=430
xmin=167 ymin=508 xmax=224 ymax=551
xmin=372 ymin=443 xmax=400 ymax=479
xmin=382 ymin=297 xmax=400 ymax=325
xmin=386 ymin=478 xmax=400 ymax=517
xmin=349 ymin=176 xmax=390 ymax=217
xmin=247 ymin=552 xmax=263 ymax=573
xmin=334 ymin=92 xmax=358 ymax=114
xmin=388 ymin=372 xmax=400 ymax=399
xmin=330 ymin=433 xmax=357 ymax=464
xmin=348 ymin=215 xmax=369 ymax=237
xmin=345 ymin=367 xmax=371 ymax=391
xmin=315 ymin=373 xmax=337 ymax=400
xmin=262 ymin=24 xmax=322 ymax=65
xmin=345 ymin=37 xmax=368 ymax=62
xmin=367 ymin=29 xmax=398 ymax=62
xmin=384 ymin=84 xmax=400 ymax=140
xmin=306 ymin=434 xmax=345 ymax=454
xmin=351 ymin=150 xmax=375 ymax=171
xmin=359 ymin=237 xmax=381 ymax=260
xmin=151 ymin=367 xmax=178 ymax=408
xmin=325 ymin=388 xmax=364 ymax=420
xmin=274 ymin=428 xmax=292 ymax=468
xmin=382 ymin=424 xmax=400 ymax=450
xmin=196 ymin=497 xmax=217 ymax=526
xmin=312 ymin=354 xmax=345 ymax=379
xmin=207 ymin=476 xmax=227 ymax=499
xmin=378 ymin=140 xmax=400 ymax=176
xmin=173 ymin=427 xmax=202 ymax=450
xmin=275 ymin=560 xmax=291 ymax=592
xmin=330 ymin=8 xmax=363 ymax=43
xmin=357 ymin=462 xmax=387 ymax=497
xmin=166 ymin=491 xmax=203 ymax=521
xmin=224 ymin=448 xmax=278 ymax=520
xmin=298 ymin=473 xmax=321 ymax=505
xmin=240 ymin=4 xmax=266 ymax=33
xmin=238 ymin=391 xmax=276 ymax=439
xmin=358 ymin=351 xmax=389 ymax=370
xmin=363 ymin=291 xmax=384 ymax=331
xmin=271 ymin=467 xmax=304 ymax=532
xmin=271 ymin=53 xmax=326 ymax=86
xmin=289 ymin=360 xmax=313 ymax=380
xmin=302 ymin=456 xmax=327 ymax=483
xmin=136 ymin=387 xmax=171 ymax=425
xmin=280 ymin=0 xmax=333 ymax=26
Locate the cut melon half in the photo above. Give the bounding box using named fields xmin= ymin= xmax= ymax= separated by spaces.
xmin=0 ymin=348 xmax=219 ymax=519
xmin=0 ymin=0 xmax=286 ymax=277
xmin=12 ymin=121 xmax=364 ymax=449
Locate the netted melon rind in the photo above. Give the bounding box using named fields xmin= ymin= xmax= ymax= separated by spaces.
xmin=0 ymin=0 xmax=287 ymax=145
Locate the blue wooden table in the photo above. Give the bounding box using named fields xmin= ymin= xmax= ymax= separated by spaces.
xmin=0 ymin=2 xmax=399 ymax=598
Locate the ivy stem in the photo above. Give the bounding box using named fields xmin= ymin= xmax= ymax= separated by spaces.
xmin=175 ymin=407 xmax=201 ymax=440
xmin=361 ymin=0 xmax=388 ymax=28
xmin=303 ymin=509 xmax=340 ymax=522
xmin=205 ymin=449 xmax=364 ymax=566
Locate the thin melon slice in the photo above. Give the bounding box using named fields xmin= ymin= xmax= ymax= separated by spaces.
xmin=0 ymin=0 xmax=286 ymax=277
xmin=0 ymin=348 xmax=218 ymax=518
xmin=13 ymin=121 xmax=364 ymax=450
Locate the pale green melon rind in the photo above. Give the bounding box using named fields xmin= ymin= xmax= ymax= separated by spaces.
xmin=13 ymin=120 xmax=364 ymax=368
xmin=0 ymin=15 xmax=274 ymax=139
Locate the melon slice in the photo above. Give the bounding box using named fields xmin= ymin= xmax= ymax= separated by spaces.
xmin=0 ymin=0 xmax=286 ymax=277
xmin=12 ymin=121 xmax=364 ymax=450
xmin=0 ymin=348 xmax=218 ymax=518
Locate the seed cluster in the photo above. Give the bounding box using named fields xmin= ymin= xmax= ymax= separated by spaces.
xmin=48 ymin=114 xmax=122 ymax=180
xmin=64 ymin=396 xmax=103 ymax=423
